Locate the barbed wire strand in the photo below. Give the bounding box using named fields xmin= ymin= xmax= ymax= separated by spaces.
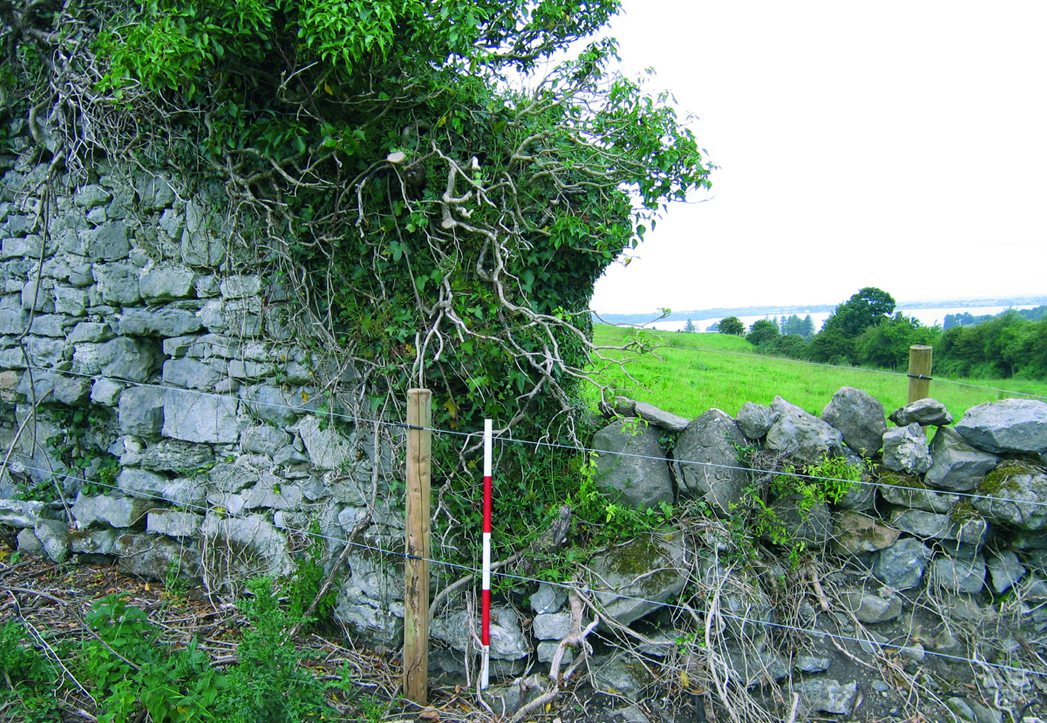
xmin=11 ymin=462 xmax=1047 ymax=681
xmin=16 ymin=362 xmax=1047 ymax=511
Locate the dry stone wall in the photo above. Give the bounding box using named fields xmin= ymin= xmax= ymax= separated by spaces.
xmin=4 ymin=121 xmax=1047 ymax=718
xmin=0 ymin=133 xmax=406 ymax=648
xmin=585 ymin=389 xmax=1047 ymax=716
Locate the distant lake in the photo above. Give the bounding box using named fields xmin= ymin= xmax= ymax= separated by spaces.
xmin=646 ymin=305 xmax=1039 ymax=334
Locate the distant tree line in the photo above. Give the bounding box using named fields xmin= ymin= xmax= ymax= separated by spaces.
xmin=714 ymin=289 xmax=1047 ymax=380
xmin=943 ymin=305 xmax=1047 ymax=329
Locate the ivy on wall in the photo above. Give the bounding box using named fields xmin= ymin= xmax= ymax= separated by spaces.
xmin=1 ymin=0 xmax=712 ymax=556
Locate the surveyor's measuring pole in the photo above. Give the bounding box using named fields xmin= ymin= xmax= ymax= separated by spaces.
xmin=480 ymin=419 xmax=493 ymax=689
xmin=403 ymin=389 xmax=431 ymax=705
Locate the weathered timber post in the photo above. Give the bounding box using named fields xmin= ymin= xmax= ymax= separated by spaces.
xmin=907 ymin=345 xmax=933 ymax=404
xmin=404 ymin=389 xmax=432 ymax=705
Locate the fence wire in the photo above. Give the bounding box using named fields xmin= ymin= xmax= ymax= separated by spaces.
xmin=15 ymin=362 xmax=1047 ymax=511
xmin=4 ymin=358 xmax=1047 ymax=685
xmin=10 ymin=461 xmax=1047 ymax=682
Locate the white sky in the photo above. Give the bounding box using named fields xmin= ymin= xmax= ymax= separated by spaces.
xmin=588 ymin=0 xmax=1047 ymax=314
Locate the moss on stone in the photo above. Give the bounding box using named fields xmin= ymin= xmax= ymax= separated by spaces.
xmin=606 ymin=536 xmax=678 ymax=595
xmin=875 ymin=466 xmax=925 ymax=490
xmin=979 ymin=460 xmax=1038 ymax=496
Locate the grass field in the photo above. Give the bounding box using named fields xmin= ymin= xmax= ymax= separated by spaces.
xmin=587 ymin=324 xmax=1047 ymax=421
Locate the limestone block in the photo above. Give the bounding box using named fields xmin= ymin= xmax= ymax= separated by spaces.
xmin=987 ymin=550 xmax=1025 ymax=594
xmin=972 ymin=465 xmax=1047 ymax=530
xmin=34 ymin=519 xmax=70 ymax=562
xmin=181 ymin=200 xmax=225 ymax=266
xmin=929 ymin=555 xmax=986 ymax=594
xmin=53 ymin=375 xmax=91 ymax=406
xmin=592 ymin=419 xmax=673 ymax=510
xmin=0 ymin=498 xmax=50 ymax=528
xmin=529 ymin=583 xmax=567 ymax=615
xmin=588 ymin=533 xmax=687 ymax=626
xmin=673 ymin=408 xmax=748 ymax=513
xmin=2 ymin=234 xmax=44 ymax=259
xmin=431 ymin=607 xmax=529 ymax=660
xmin=889 ymin=398 xmax=953 ymax=427
xmin=73 ymin=184 xmax=112 ymax=208
xmin=72 ymin=493 xmax=150 ymax=528
xmin=69 ymin=528 xmax=121 ymax=555
xmin=882 ymin=423 xmax=932 ymax=474
xmin=294 ymin=414 xmax=354 ymax=469
xmin=794 ymin=679 xmax=858 ymax=715
xmin=93 ymin=262 xmax=140 ymax=305
xmin=119 ymin=307 xmax=203 ymax=337
xmin=200 ymin=513 xmax=294 ymax=588
xmin=956 ymin=398 xmax=1047 ymax=454
xmin=139 ymin=265 xmax=196 ymax=302
xmin=137 ymin=439 xmax=215 ymax=473
xmin=822 ymin=386 xmax=886 ymax=457
xmin=79 ymin=221 xmax=130 ymax=261
xmin=114 ymin=533 xmax=200 ymax=581
xmin=147 ymin=509 xmax=204 ymax=538
xmin=163 ymin=388 xmax=241 ymax=444
xmin=0 ymin=306 xmax=27 ymax=334
xmin=633 ymin=400 xmax=688 ymax=433
xmin=925 ymin=426 xmax=999 ymax=492
xmin=24 ymin=335 xmax=65 ymax=366
xmin=29 ymin=314 xmax=72 ymax=337
xmin=737 ymin=401 xmax=774 ymax=439
xmin=158 ymin=209 xmax=184 ymax=240
xmin=839 ymin=589 xmax=903 ymax=623
xmin=765 ymin=396 xmax=843 ymax=464
xmin=21 ymin=277 xmax=54 ymax=312
xmin=118 ymin=386 xmax=166 ymax=437
xmin=880 ymin=482 xmax=960 ymax=514
xmin=240 ymin=424 xmax=292 ymax=455
xmin=135 ymin=173 xmax=175 ymax=212
xmin=533 ymin=612 xmax=572 ymax=640
xmin=68 ymin=322 xmax=114 ymax=343
xmin=873 ymin=538 xmax=931 ymax=590
xmin=52 ymin=286 xmax=89 ymax=316
xmin=220 ymin=275 xmax=262 ymax=299
xmin=90 ymin=378 xmax=125 ymax=406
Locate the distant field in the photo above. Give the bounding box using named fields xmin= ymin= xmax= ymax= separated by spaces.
xmin=587 ymin=325 xmax=1047 ymax=421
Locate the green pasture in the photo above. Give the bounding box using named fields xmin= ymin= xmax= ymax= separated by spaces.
xmin=588 ymin=324 xmax=1047 ymax=421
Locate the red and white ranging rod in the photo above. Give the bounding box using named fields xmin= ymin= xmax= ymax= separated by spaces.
xmin=480 ymin=419 xmax=493 ymax=690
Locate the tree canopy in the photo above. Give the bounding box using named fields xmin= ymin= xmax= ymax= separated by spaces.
xmin=820 ymin=287 xmax=896 ymax=339
xmin=718 ymin=317 xmax=744 ymax=336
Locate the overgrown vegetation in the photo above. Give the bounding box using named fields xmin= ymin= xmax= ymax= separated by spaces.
xmin=0 ymin=0 xmax=711 ymax=568
xmin=0 ymin=572 xmax=391 ymax=723
xmin=730 ymin=449 xmax=862 ymax=567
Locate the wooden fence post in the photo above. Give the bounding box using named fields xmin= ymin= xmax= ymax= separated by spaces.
xmin=404 ymin=389 xmax=432 ymax=705
xmin=907 ymin=345 xmax=933 ymax=404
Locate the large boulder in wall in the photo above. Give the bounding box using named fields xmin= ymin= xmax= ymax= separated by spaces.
xmin=592 ymin=420 xmax=673 ymax=510
xmin=924 ymin=426 xmax=999 ymax=492
xmin=955 ymin=399 xmax=1047 ymax=455
xmin=882 ymin=423 xmax=933 ymax=474
xmin=821 ymin=386 xmax=886 ymax=458
xmin=765 ymin=396 xmax=844 ymax=464
xmin=673 ymin=409 xmax=749 ymax=515
xmin=972 ymin=464 xmax=1047 ymax=531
